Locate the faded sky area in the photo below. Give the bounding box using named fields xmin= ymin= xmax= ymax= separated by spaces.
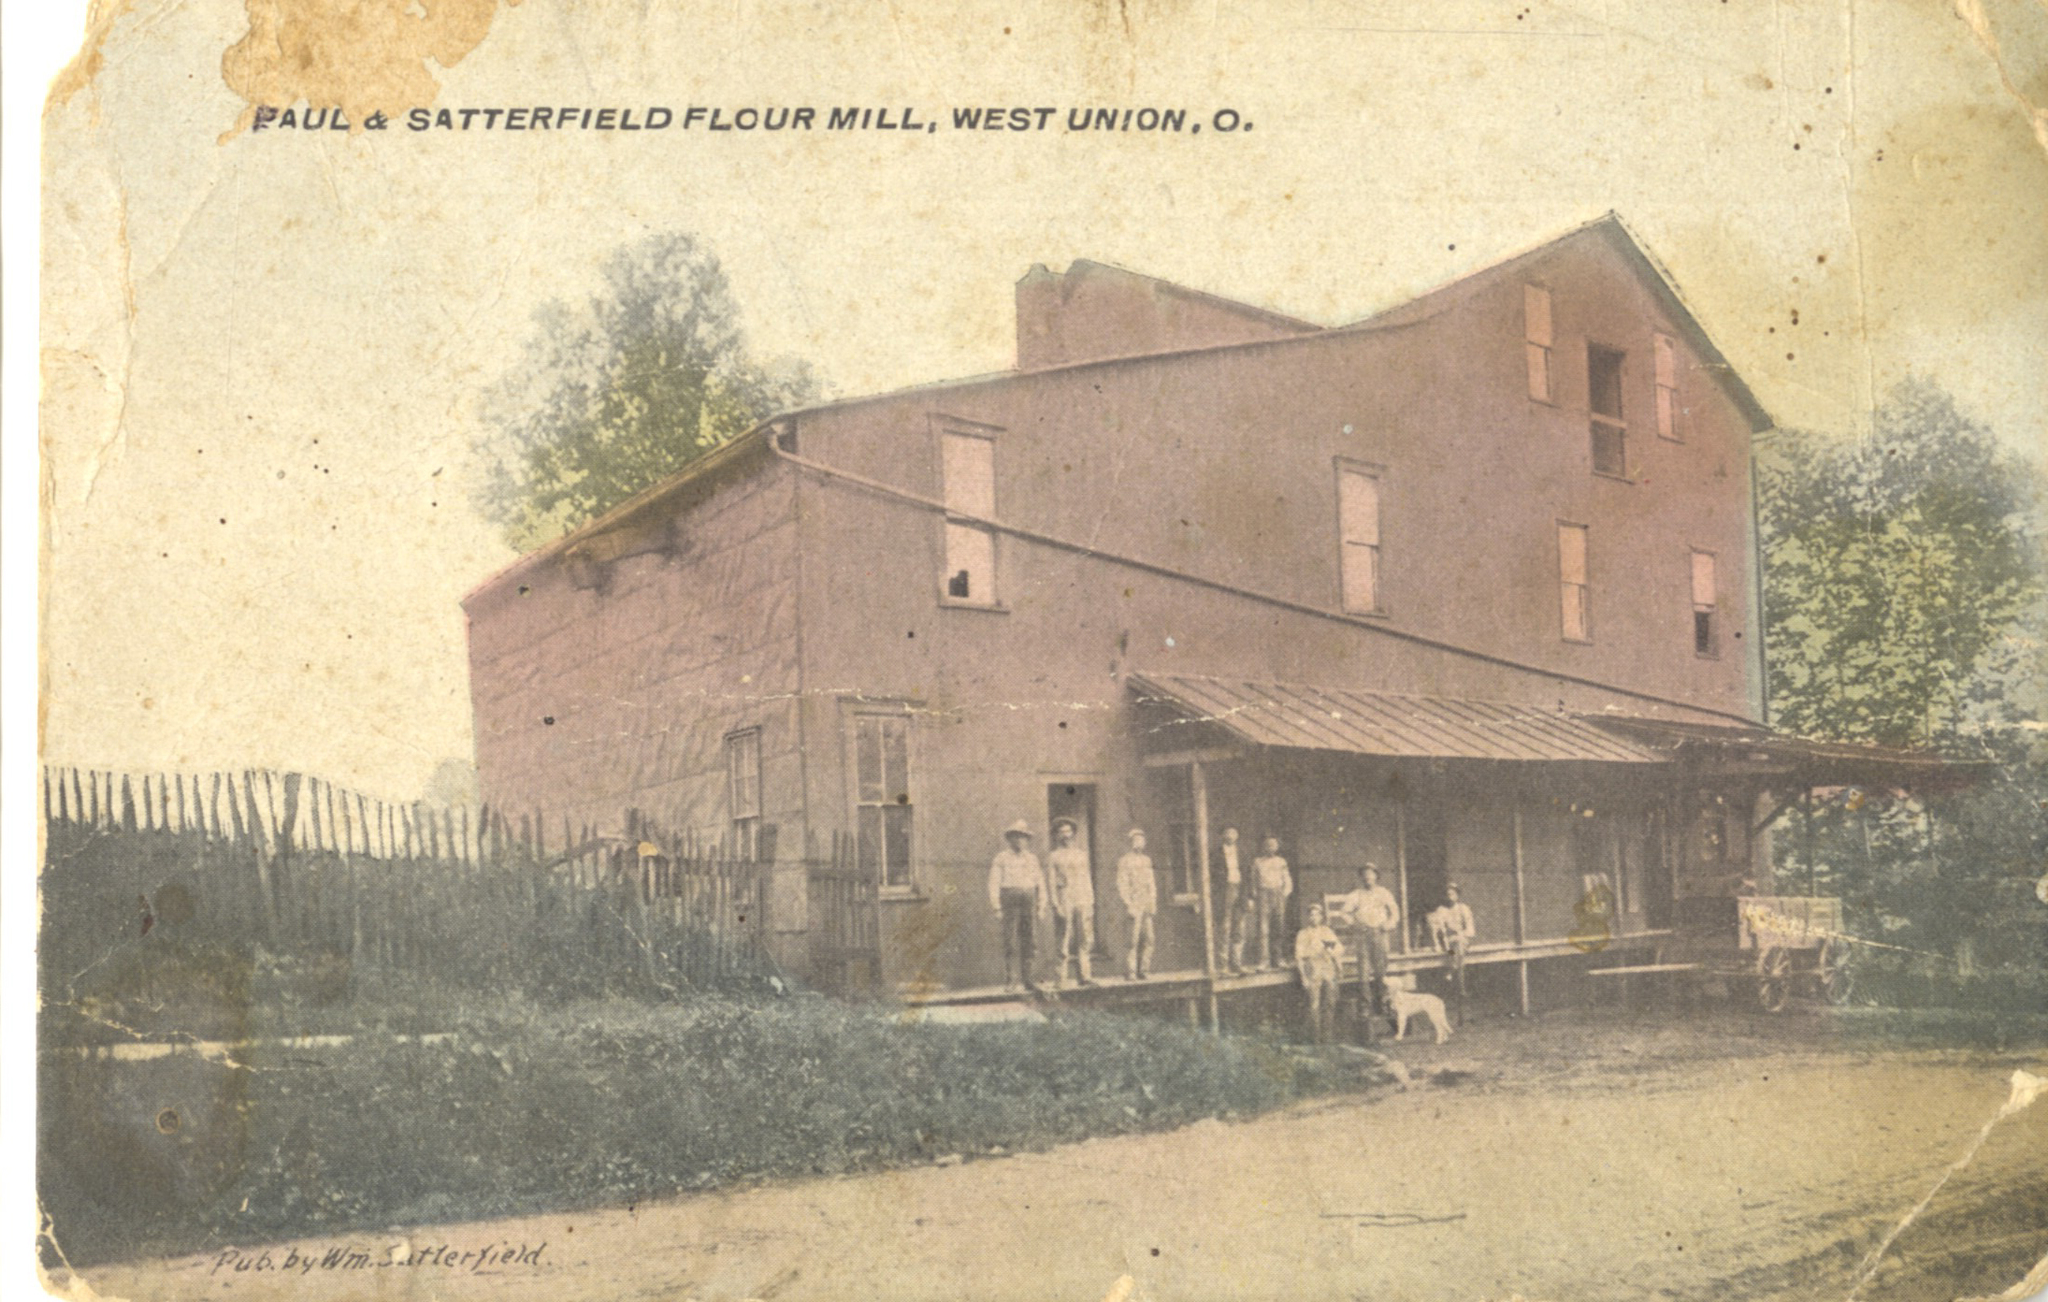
xmin=38 ymin=0 xmax=2048 ymax=798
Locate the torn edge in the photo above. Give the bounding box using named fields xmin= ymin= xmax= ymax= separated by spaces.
xmin=1847 ymin=1068 xmax=2047 ymax=1301
xmin=1952 ymin=0 xmax=2048 ymax=161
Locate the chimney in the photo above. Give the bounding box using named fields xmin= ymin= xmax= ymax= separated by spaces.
xmin=1015 ymin=263 xmax=1061 ymax=370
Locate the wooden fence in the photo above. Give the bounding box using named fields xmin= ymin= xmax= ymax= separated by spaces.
xmin=38 ymin=766 xmax=808 ymax=1030
xmin=807 ymin=851 xmax=881 ymax=995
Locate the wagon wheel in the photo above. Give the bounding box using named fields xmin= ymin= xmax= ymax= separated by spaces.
xmin=1755 ymin=946 xmax=1792 ymax=1014
xmin=1817 ymin=939 xmax=1855 ymax=1006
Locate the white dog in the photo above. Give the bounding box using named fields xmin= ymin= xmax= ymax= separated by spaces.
xmin=1386 ymin=972 xmax=1453 ymax=1044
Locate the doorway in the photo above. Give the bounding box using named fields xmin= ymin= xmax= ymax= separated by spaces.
xmin=1046 ymin=782 xmax=1105 ymax=960
xmin=1402 ymin=803 xmax=1449 ymax=952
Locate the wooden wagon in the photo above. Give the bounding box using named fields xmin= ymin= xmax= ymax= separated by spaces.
xmin=1594 ymin=894 xmax=1856 ymax=1013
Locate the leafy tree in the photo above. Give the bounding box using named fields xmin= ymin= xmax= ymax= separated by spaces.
xmin=1757 ymin=377 xmax=2046 ymax=1003
xmin=1758 ymin=377 xmax=2040 ymax=749
xmin=479 ymin=233 xmax=821 ymax=551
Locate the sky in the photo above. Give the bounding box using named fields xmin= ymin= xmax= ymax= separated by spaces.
xmin=32 ymin=0 xmax=2048 ymax=800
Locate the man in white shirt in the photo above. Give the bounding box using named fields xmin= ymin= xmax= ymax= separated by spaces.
xmin=1046 ymin=818 xmax=1096 ymax=986
xmin=1336 ymin=864 xmax=1401 ymax=1018
xmin=1294 ymin=903 xmax=1345 ymax=1045
xmin=1251 ymin=837 xmax=1293 ymax=970
xmin=1430 ymin=882 xmax=1476 ymax=1013
xmin=1115 ymin=829 xmax=1158 ymax=981
xmin=986 ymin=820 xmax=1047 ymax=991
xmin=1213 ymin=826 xmax=1246 ymax=974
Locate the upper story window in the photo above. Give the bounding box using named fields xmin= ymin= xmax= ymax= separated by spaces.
xmin=1587 ymin=345 xmax=1627 ymax=477
xmin=1559 ymin=522 xmax=1591 ymax=642
xmin=1654 ymin=333 xmax=1683 ymax=442
xmin=1524 ymin=285 xmax=1553 ymax=402
xmin=1690 ymin=550 xmax=1719 ymax=656
xmin=725 ymin=728 xmax=763 ymax=859
xmin=852 ymin=712 xmax=915 ymax=892
xmin=939 ymin=427 xmax=998 ymax=606
xmin=1335 ymin=462 xmax=1383 ymax=614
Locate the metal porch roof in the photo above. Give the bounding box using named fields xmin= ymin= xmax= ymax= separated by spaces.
xmin=1128 ymin=673 xmax=1668 ymax=765
xmin=1581 ymin=716 xmax=1987 ymax=789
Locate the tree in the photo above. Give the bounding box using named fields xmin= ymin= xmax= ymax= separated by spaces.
xmin=1757 ymin=377 xmax=2047 ymax=1003
xmin=1758 ymin=377 xmax=2041 ymax=749
xmin=478 ymin=233 xmax=821 ymax=551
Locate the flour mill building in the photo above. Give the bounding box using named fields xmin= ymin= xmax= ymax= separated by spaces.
xmin=463 ymin=214 xmax=1941 ymax=1008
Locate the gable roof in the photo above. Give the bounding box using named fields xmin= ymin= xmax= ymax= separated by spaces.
xmin=1334 ymin=212 xmax=1772 ymax=432
xmin=472 ymin=212 xmax=1774 ymax=594
xmin=779 ymin=210 xmax=1771 ymax=431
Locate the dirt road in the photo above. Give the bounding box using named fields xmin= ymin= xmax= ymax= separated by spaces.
xmin=64 ymin=1014 xmax=2048 ymax=1302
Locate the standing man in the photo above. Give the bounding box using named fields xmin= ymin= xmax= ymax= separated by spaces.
xmin=987 ymin=820 xmax=1048 ymax=992
xmin=1046 ymin=818 xmax=1097 ymax=987
xmin=1294 ymin=903 xmax=1345 ymax=1045
xmin=1116 ymin=828 xmax=1158 ymax=981
xmin=1337 ymin=864 xmax=1401 ymax=1022
xmin=1213 ymin=826 xmax=1246 ymax=975
xmin=1431 ymin=882 xmax=1476 ymax=1019
xmin=1252 ymin=836 xmax=1293 ymax=971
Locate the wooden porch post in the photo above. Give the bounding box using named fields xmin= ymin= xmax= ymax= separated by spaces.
xmin=1611 ymin=814 xmax=1628 ymax=926
xmin=1512 ymin=793 xmax=1530 ymax=1016
xmin=1192 ymin=760 xmax=1219 ymax=1031
xmin=1802 ymin=786 xmax=1816 ymax=898
xmin=1394 ymin=798 xmax=1410 ymax=955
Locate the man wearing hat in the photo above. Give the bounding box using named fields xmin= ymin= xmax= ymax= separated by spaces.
xmin=1430 ymin=882 xmax=1476 ymax=1019
xmin=1115 ymin=828 xmax=1158 ymax=981
xmin=1213 ymin=826 xmax=1248 ymax=975
xmin=1046 ymin=818 xmax=1096 ymax=986
xmin=988 ymin=820 xmax=1049 ymax=991
xmin=1335 ymin=864 xmax=1401 ymax=1022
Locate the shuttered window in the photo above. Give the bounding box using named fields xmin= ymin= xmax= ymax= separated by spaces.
xmin=1691 ymin=550 xmax=1719 ymax=656
xmin=940 ymin=430 xmax=998 ymax=606
xmin=1337 ymin=465 xmax=1383 ymax=614
xmin=1524 ymin=285 xmax=1553 ymax=402
xmin=1559 ymin=523 xmax=1591 ymax=642
xmin=1654 ymin=333 xmax=1682 ymax=441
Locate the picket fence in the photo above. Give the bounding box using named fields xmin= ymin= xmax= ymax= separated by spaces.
xmin=36 ymin=766 xmax=836 ymax=1021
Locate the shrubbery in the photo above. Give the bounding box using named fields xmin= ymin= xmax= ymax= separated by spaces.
xmin=43 ymin=996 xmax=1375 ymax=1266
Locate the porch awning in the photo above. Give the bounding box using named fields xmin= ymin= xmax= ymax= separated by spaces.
xmin=1128 ymin=672 xmax=1668 ymax=764
xmin=1577 ymin=716 xmax=1987 ymax=791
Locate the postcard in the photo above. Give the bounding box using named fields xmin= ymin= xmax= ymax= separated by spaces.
xmin=24 ymin=1 xmax=2047 ymax=1299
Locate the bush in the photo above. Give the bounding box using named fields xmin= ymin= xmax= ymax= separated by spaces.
xmin=42 ymin=997 xmax=1374 ymax=1266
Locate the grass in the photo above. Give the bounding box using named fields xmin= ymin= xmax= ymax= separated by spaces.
xmin=41 ymin=993 xmax=1391 ymax=1267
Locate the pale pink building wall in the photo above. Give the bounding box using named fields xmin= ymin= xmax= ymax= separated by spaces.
xmin=465 ymin=455 xmax=805 ymax=853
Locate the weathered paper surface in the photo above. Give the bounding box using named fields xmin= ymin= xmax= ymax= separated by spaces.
xmin=27 ymin=1 xmax=2047 ymax=1298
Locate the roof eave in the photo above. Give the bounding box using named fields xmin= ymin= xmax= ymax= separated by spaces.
xmin=460 ymin=426 xmax=781 ymax=609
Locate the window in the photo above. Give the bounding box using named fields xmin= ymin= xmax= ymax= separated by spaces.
xmin=1336 ymin=463 xmax=1382 ymax=614
xmin=1654 ymin=333 xmax=1682 ymax=441
xmin=725 ymin=728 xmax=762 ymax=859
xmin=853 ymin=714 xmax=914 ymax=891
xmin=1524 ymin=285 xmax=1553 ymax=402
xmin=940 ymin=429 xmax=997 ymax=605
xmin=1559 ymin=522 xmax=1591 ymax=642
xmin=1588 ymin=345 xmax=1627 ymax=476
xmin=1691 ymin=550 xmax=1719 ymax=656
